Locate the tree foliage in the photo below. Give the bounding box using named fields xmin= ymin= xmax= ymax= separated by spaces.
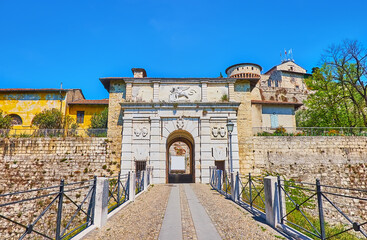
xmin=0 ymin=110 xmax=12 ymax=129
xmin=32 ymin=108 xmax=74 ymax=129
xmin=89 ymin=108 xmax=108 ymax=129
xmin=297 ymin=40 xmax=367 ymax=127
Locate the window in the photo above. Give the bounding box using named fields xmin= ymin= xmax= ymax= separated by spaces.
xmin=9 ymin=114 xmax=22 ymax=125
xmin=271 ymin=113 xmax=279 ymax=129
xmin=135 ymin=161 xmax=146 ymax=172
xmin=77 ymin=111 xmax=84 ymax=123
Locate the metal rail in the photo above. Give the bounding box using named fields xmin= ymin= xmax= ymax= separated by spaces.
xmin=0 ymin=178 xmax=96 ymax=240
xmin=0 ymin=128 xmax=107 ymax=138
xmin=107 ymin=172 xmax=130 ymax=213
xmin=278 ymin=177 xmax=367 ymax=239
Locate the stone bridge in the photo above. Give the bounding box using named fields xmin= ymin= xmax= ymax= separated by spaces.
xmin=81 ymin=183 xmax=285 ymax=240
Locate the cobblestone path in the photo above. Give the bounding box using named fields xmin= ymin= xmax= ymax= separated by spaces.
xmin=83 ymin=184 xmax=171 ymax=240
xmin=83 ymin=184 xmax=287 ymax=240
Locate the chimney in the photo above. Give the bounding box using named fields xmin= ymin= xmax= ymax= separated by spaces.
xmin=131 ymin=68 xmax=147 ymax=78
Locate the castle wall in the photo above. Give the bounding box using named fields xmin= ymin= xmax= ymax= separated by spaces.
xmin=251 ymin=136 xmax=367 ymax=181
xmin=247 ymin=136 xmax=367 ymax=224
xmin=0 ymin=138 xmax=112 ymax=194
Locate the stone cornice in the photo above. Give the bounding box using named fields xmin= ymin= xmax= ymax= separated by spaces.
xmin=119 ymin=102 xmax=241 ymax=109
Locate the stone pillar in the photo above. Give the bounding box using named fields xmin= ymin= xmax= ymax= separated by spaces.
xmin=200 ymin=117 xmax=211 ymax=183
xmin=201 ymin=81 xmax=208 ymax=102
xmin=264 ymin=176 xmax=282 ymax=228
xmin=228 ymin=81 xmax=235 ymax=102
xmin=231 ymin=172 xmax=240 ymax=202
xmin=153 ymin=81 xmax=160 ymax=102
xmin=229 ymin=117 xmax=240 ymax=173
xmin=121 ymin=117 xmax=133 ymax=175
xmin=128 ymin=171 xmax=136 ymax=202
xmin=94 ymin=177 xmax=109 ymax=228
xmin=143 ymin=170 xmax=148 ymax=190
xmin=149 ymin=117 xmax=163 ymax=183
xmin=125 ymin=81 xmax=133 ymax=101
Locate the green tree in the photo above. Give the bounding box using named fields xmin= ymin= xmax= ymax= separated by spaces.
xmin=31 ymin=108 xmax=74 ymax=129
xmin=89 ymin=108 xmax=108 ymax=129
xmin=0 ymin=110 xmax=12 ymax=129
xmin=297 ymin=40 xmax=367 ymax=127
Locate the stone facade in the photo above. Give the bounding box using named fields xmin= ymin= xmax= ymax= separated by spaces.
xmin=101 ymin=61 xmax=310 ymax=183
xmin=102 ymin=77 xmax=244 ymax=184
xmin=0 ymin=137 xmax=112 ymax=194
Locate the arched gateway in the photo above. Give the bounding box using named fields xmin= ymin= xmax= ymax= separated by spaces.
xmin=166 ymin=130 xmax=195 ymax=183
xmin=100 ymin=66 xmax=269 ymax=184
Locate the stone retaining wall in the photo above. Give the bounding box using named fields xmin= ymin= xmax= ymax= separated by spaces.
xmin=0 ymin=137 xmax=115 ymax=194
xmin=0 ymin=137 xmax=116 ymax=238
xmin=249 ymin=136 xmax=367 ymax=225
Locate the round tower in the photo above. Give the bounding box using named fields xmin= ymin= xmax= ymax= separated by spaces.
xmin=225 ymin=63 xmax=262 ymax=79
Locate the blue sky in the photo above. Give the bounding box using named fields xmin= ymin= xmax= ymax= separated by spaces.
xmin=1 ymin=0 xmax=366 ymax=99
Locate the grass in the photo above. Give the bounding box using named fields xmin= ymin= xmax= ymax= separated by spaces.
xmin=62 ymin=223 xmax=87 ymax=240
xmin=283 ymin=180 xmax=362 ymax=240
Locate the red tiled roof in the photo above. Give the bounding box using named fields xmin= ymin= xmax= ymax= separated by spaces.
xmin=251 ymin=100 xmax=303 ymax=106
xmin=0 ymin=88 xmax=73 ymax=92
xmin=69 ymin=99 xmax=109 ymax=105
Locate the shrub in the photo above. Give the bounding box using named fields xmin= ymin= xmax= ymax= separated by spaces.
xmin=221 ymin=94 xmax=228 ymax=102
xmin=274 ymin=126 xmax=286 ymax=135
xmin=89 ymin=108 xmax=108 ymax=129
xmin=0 ymin=110 xmax=12 ymax=129
xmin=32 ymin=108 xmax=75 ymax=129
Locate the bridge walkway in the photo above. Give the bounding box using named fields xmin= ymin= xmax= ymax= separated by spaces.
xmin=83 ymin=184 xmax=285 ymax=240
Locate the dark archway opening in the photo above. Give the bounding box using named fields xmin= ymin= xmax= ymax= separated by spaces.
xmin=166 ymin=131 xmax=195 ymax=183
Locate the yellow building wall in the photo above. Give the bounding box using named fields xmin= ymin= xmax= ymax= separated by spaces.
xmin=0 ymin=92 xmax=67 ymax=130
xmin=68 ymin=105 xmax=107 ymax=129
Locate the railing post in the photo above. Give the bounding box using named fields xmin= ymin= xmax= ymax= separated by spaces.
xmin=93 ymin=177 xmax=109 ymax=228
xmin=277 ymin=176 xmax=284 ymax=225
xmin=316 ymin=179 xmax=326 ymax=240
xmin=143 ymin=170 xmax=148 ymax=190
xmin=264 ymin=176 xmax=279 ymax=228
xmin=249 ymin=173 xmax=252 ymax=209
xmin=129 ymin=171 xmax=136 ymax=202
xmin=87 ymin=176 xmax=97 ymax=226
xmin=217 ymin=170 xmax=222 ymax=191
xmin=117 ymin=171 xmax=121 ymax=203
xmin=232 ymin=172 xmax=240 ymax=202
xmin=55 ymin=179 xmax=64 ymax=240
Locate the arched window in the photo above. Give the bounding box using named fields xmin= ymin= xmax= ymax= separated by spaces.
xmin=9 ymin=114 xmax=22 ymax=125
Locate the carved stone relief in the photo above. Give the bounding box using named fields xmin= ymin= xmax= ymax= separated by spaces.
xmin=133 ymin=124 xmax=150 ymax=139
xmin=211 ymin=126 xmax=227 ymax=139
xmin=176 ymin=117 xmax=184 ymax=130
xmin=169 ymin=87 xmax=196 ymax=102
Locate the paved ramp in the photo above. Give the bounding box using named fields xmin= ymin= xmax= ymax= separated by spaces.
xmin=83 ymin=184 xmax=282 ymax=240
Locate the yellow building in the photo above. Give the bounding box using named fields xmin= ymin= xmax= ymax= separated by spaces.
xmin=0 ymin=88 xmax=107 ymax=135
xmin=68 ymin=99 xmax=108 ymax=129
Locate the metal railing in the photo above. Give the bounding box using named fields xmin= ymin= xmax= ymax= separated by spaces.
xmin=135 ymin=171 xmax=144 ymax=194
xmin=209 ymin=167 xmax=230 ymax=197
xmin=0 ymin=178 xmax=96 ymax=240
xmin=0 ymin=128 xmax=108 ymax=138
xmin=210 ymin=166 xmax=367 ymax=239
xmin=278 ymin=177 xmax=367 ymax=239
xmin=107 ymin=172 xmax=130 ymax=213
xmin=236 ymin=173 xmax=266 ymax=213
xmin=253 ymin=127 xmax=367 ymax=136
